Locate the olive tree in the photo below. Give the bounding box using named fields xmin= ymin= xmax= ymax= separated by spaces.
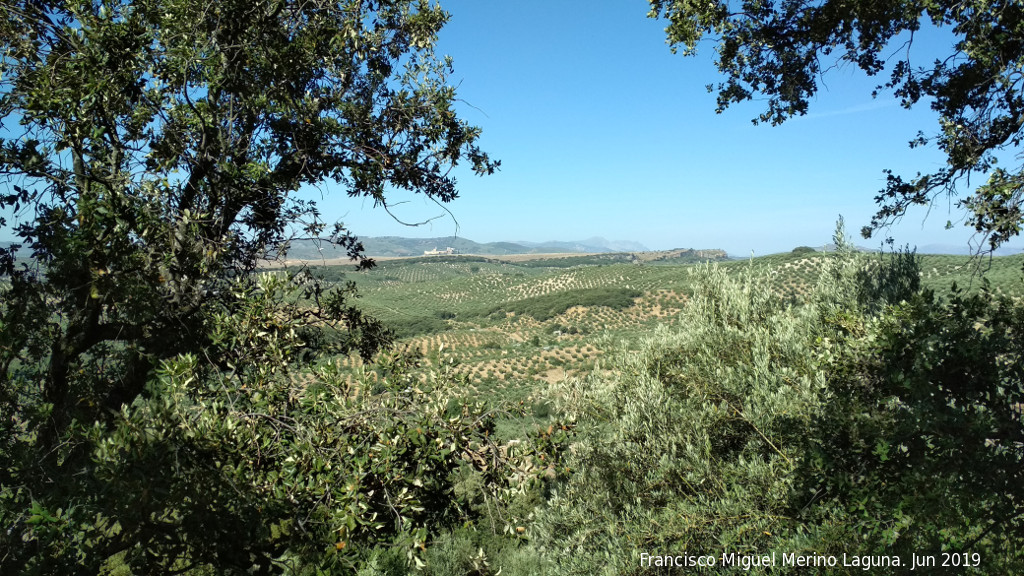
xmin=0 ymin=0 xmax=503 ymax=572
xmin=649 ymin=0 xmax=1024 ymax=251
xmin=532 ymin=233 xmax=1024 ymax=574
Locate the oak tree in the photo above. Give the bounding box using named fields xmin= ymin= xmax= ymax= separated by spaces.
xmin=0 ymin=0 xmax=500 ymax=572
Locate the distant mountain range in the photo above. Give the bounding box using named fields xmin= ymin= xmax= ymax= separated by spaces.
xmin=280 ymin=236 xmax=652 ymax=259
xmin=512 ymin=237 xmax=649 ymax=253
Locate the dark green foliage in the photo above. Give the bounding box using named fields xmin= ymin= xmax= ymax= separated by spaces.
xmin=802 ymin=283 xmax=1024 ymax=564
xmin=855 ymin=247 xmax=921 ymax=311
xmin=791 ymin=246 xmax=817 ymax=255
xmin=552 ymin=323 xmax=581 ymax=335
xmin=1 ymin=341 xmax=555 ymax=574
xmin=0 ymin=0 xmax=498 ymax=419
xmin=489 ymin=288 xmax=641 ymax=321
xmin=0 ymin=0 xmax=502 ymax=572
xmin=389 ymin=314 xmax=450 ymax=338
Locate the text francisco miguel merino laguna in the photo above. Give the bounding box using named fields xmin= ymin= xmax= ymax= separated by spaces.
xmin=640 ymin=551 xmax=981 ymax=571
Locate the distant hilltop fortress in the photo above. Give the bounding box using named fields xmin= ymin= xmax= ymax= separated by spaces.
xmin=423 ymin=246 xmax=458 ymax=256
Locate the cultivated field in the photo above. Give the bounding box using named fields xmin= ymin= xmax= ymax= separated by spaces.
xmin=293 ymin=249 xmax=1024 ymax=413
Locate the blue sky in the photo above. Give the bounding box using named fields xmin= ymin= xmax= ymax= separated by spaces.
xmin=320 ymin=1 xmax=1022 ymax=255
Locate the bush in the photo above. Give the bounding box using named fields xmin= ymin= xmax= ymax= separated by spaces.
xmin=531 ymin=263 xmax=828 ymax=574
xmin=0 ymin=341 xmax=555 ymax=574
xmin=390 ymin=314 xmax=449 ymax=338
xmin=529 ymin=239 xmax=1024 ymax=573
xmin=801 ymin=281 xmax=1024 ymax=565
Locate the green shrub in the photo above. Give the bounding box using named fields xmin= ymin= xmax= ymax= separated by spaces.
xmin=800 ymin=281 xmax=1024 ymax=566
xmin=390 ymin=314 xmax=449 ymax=338
xmin=2 ymin=350 xmax=510 ymax=573
xmin=529 ymin=237 xmax=1024 ymax=573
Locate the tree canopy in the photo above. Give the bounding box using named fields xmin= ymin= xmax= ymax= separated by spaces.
xmin=0 ymin=0 xmax=496 ymax=431
xmin=0 ymin=0 xmax=504 ymax=572
xmin=648 ymin=0 xmax=1024 ymax=251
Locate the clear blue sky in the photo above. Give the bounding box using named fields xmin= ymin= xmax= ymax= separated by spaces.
xmin=319 ymin=0 xmax=1021 ymax=255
